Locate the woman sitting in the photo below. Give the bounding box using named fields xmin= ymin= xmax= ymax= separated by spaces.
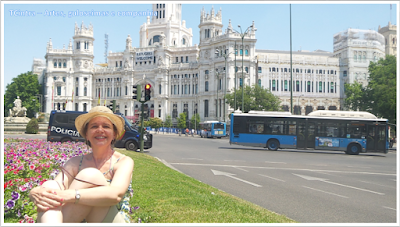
xmin=29 ymin=106 xmax=134 ymax=223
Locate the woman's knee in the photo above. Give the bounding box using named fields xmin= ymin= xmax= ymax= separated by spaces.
xmin=41 ymin=180 xmax=63 ymax=190
xmin=71 ymin=168 xmax=108 ymax=188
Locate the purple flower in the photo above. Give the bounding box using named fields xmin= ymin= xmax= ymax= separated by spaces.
xmin=6 ymin=200 xmax=15 ymax=209
xmin=11 ymin=191 xmax=20 ymax=200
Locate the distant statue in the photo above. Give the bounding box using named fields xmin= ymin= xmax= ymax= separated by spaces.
xmin=9 ymin=96 xmax=27 ymax=117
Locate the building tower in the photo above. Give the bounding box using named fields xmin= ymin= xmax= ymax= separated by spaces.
xmin=378 ymin=22 xmax=397 ymax=56
xmin=139 ymin=3 xmax=193 ymax=48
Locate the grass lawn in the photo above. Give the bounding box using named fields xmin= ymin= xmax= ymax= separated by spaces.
xmin=119 ymin=148 xmax=296 ymax=223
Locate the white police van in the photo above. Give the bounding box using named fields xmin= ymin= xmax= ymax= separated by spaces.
xmin=47 ymin=110 xmax=152 ymax=151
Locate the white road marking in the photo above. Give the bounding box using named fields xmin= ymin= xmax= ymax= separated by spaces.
xmin=182 ymin=158 xmax=203 ymax=160
xmin=293 ymin=174 xmax=385 ymax=195
xmin=265 ymin=161 xmax=286 ymax=164
xmin=259 ymin=174 xmax=285 ymax=182
xmin=211 ymin=169 xmax=262 ymax=187
xmin=234 ymin=167 xmax=249 ymax=172
xmin=169 ymin=162 xmax=395 ymax=176
xmin=359 ymin=180 xmax=396 ymax=189
xmin=302 ymin=186 xmax=349 ymax=199
xmin=383 ymin=206 xmax=396 ymax=211
xmin=347 ymin=165 xmax=371 ymax=169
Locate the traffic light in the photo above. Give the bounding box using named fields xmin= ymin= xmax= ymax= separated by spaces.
xmin=107 ymin=101 xmax=113 ymax=111
xmin=132 ymin=84 xmax=141 ymax=100
xmin=144 ymin=83 xmax=152 ymax=101
xmin=112 ymin=100 xmax=116 ymax=113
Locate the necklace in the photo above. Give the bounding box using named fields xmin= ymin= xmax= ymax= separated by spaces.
xmin=93 ymin=150 xmax=114 ymax=172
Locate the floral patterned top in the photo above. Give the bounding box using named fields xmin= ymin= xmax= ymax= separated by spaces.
xmin=79 ymin=155 xmax=133 ymax=223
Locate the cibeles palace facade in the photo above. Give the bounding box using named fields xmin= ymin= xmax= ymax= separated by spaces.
xmin=32 ymin=3 xmax=396 ymax=125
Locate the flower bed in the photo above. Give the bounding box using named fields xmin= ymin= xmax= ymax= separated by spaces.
xmin=4 ymin=138 xmax=91 ymax=223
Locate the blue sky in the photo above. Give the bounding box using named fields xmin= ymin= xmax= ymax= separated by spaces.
xmin=1 ymin=1 xmax=398 ymax=91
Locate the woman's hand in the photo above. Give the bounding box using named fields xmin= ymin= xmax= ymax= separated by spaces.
xmin=29 ymin=186 xmax=64 ymax=212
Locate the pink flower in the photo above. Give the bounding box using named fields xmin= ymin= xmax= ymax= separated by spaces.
xmin=19 ymin=185 xmax=27 ymax=192
xmin=29 ymin=164 xmax=35 ymax=170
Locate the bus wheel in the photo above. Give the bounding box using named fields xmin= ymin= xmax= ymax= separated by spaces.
xmin=61 ymin=138 xmax=71 ymax=143
xmin=125 ymin=140 xmax=138 ymax=151
xmin=347 ymin=144 xmax=360 ymax=155
xmin=267 ymin=139 xmax=279 ymax=151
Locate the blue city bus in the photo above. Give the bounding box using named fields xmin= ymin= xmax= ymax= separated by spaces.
xmin=230 ymin=110 xmax=389 ymax=155
xmin=200 ymin=121 xmax=227 ymax=138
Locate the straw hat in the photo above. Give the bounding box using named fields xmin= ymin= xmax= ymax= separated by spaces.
xmin=75 ymin=106 xmax=125 ymax=140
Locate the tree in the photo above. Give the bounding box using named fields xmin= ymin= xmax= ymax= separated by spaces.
xmin=190 ymin=113 xmax=200 ymax=130
xmin=177 ymin=112 xmax=187 ymax=129
xmin=344 ymin=81 xmax=368 ymax=111
xmin=225 ymin=84 xmax=281 ymax=113
xmin=164 ymin=115 xmax=172 ymax=128
xmin=4 ymin=71 xmax=41 ymax=118
xmin=367 ymin=55 xmax=396 ymax=125
xmin=343 ymin=55 xmax=396 ymax=125
xmin=148 ymin=117 xmax=163 ymax=130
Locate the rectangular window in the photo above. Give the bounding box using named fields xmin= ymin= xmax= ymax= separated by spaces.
xmin=258 ymin=67 xmax=262 ymax=73
xmin=186 ymin=56 xmax=188 ymax=62
xmin=284 ymin=80 xmax=288 ymax=91
xmin=159 ymin=84 xmax=162 ymax=94
xmin=204 ymin=100 xmax=209 ymax=117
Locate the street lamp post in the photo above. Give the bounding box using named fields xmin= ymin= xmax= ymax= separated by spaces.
xmin=233 ymin=24 xmax=253 ymax=112
xmin=215 ymin=70 xmax=220 ymax=122
xmin=215 ymin=48 xmax=234 ymax=122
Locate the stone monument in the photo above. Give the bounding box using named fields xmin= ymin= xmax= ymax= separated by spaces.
xmin=4 ymin=96 xmax=30 ymax=123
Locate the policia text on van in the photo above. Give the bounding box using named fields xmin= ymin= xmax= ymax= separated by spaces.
xmin=47 ymin=110 xmax=152 ymax=151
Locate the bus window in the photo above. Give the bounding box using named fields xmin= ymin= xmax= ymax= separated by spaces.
xmin=286 ymin=121 xmax=296 ymax=135
xmin=233 ymin=117 xmax=246 ymax=133
xmin=316 ymin=122 xmax=346 ymax=138
xmin=214 ymin=123 xmax=225 ymax=129
xmin=249 ymin=123 xmax=264 ymax=133
xmin=347 ymin=123 xmax=366 ymax=139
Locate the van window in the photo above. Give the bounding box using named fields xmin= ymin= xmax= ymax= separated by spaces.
xmin=55 ymin=114 xmax=69 ymax=124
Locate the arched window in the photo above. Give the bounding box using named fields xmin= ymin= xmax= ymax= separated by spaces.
xmin=258 ymin=79 xmax=261 ymax=87
xmin=54 ymin=60 xmax=57 ymax=68
xmin=205 ymin=70 xmax=209 ymax=75
xmin=153 ymin=35 xmax=160 ymax=43
xmin=63 ymin=60 xmax=67 ymax=68
xmin=182 ymin=38 xmax=186 ymax=45
xmin=83 ymin=103 xmax=87 ymax=112
xmin=240 ymin=49 xmax=243 ymax=56
xmin=245 ymin=49 xmax=248 ymax=56
xmin=240 ymin=78 xmax=243 ymax=87
xmin=75 ymin=103 xmax=78 ymax=111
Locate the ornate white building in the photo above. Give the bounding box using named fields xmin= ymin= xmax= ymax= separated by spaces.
xmin=378 ymin=21 xmax=397 ymax=56
xmin=35 ymin=3 xmax=393 ymax=125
